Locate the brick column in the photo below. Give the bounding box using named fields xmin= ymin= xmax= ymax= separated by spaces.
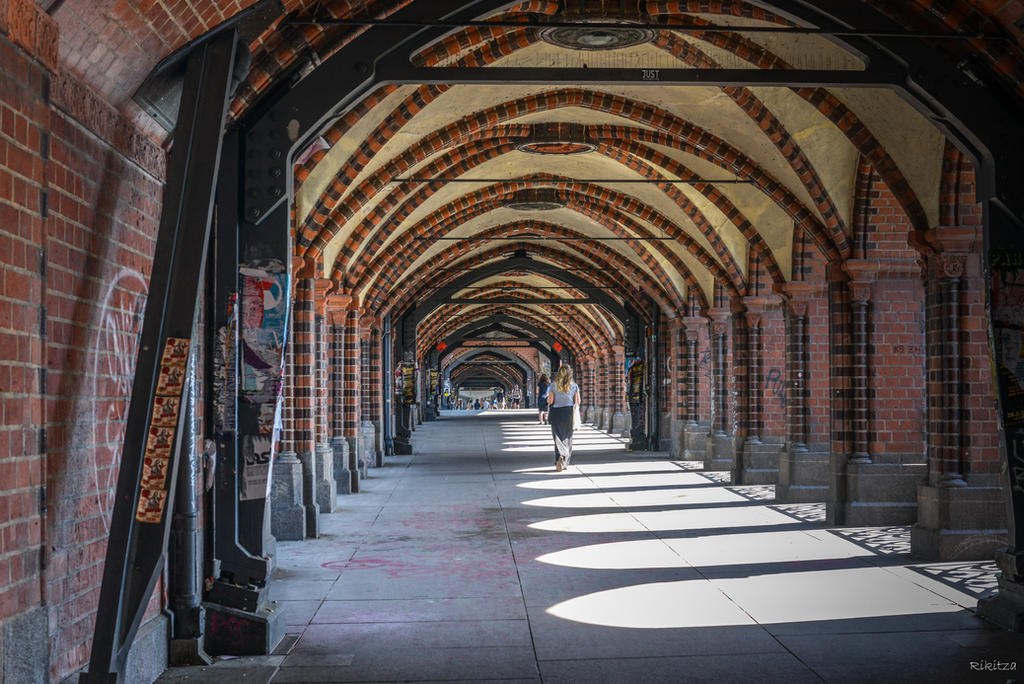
xmin=343 ymin=305 xmax=362 ymax=491
xmin=293 ymin=273 xmax=320 ymax=537
xmin=682 ymin=316 xmax=707 ymax=461
xmin=326 ymin=295 xmax=352 ymax=494
xmin=358 ymin=312 xmax=379 ymax=472
xmin=737 ymin=296 xmax=785 ymax=484
xmin=776 ymin=285 xmax=829 ymax=503
xmin=368 ymin=326 xmax=384 ymax=466
xmin=705 ymin=310 xmax=736 ymax=472
xmin=312 ymin=279 xmax=335 ymax=513
xmin=610 ymin=344 xmax=628 ymax=434
xmin=913 ymin=227 xmax=1006 ymax=560
xmin=668 ymin=318 xmax=686 ymax=457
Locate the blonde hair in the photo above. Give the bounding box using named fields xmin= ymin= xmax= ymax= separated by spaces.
xmin=553 ymin=365 xmax=574 ymax=393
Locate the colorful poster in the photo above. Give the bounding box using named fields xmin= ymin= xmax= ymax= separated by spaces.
xmin=150 ymin=397 xmax=180 ymax=427
xmin=400 ymin=362 xmax=415 ymax=405
xmin=627 ymin=359 xmax=645 ymax=404
xmin=240 ymin=260 xmax=290 ymax=403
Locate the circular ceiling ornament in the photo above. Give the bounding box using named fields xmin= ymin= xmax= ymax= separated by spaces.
xmin=518 ymin=140 xmax=596 ymax=155
xmin=539 ymin=26 xmax=655 ymax=51
xmin=504 ymin=188 xmax=567 ymax=211
xmin=517 ymin=122 xmax=596 ymax=155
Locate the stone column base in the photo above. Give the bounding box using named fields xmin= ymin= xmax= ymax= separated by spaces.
xmin=204 ymin=601 xmax=285 ymax=656
xmin=704 ymin=433 xmax=735 ymax=472
xmin=360 ymin=422 xmax=375 ymax=476
xmin=978 ymin=551 xmax=1024 ymax=632
xmin=668 ymin=418 xmax=685 ymax=458
xmin=4 ymin=606 xmax=48 ymax=684
xmin=734 ymin=441 xmax=782 ymax=485
xmin=910 ymin=478 xmax=1007 ymax=560
xmin=346 ymin=436 xmax=362 ymax=492
xmin=776 ymin=448 xmax=830 ymax=503
xmin=683 ymin=424 xmax=708 ymax=461
xmin=332 ymin=438 xmax=352 ymax=495
xmin=315 ymin=444 xmax=337 ymax=513
xmin=828 ymin=456 xmax=926 ymax=526
xmin=295 ymin=450 xmax=320 ymax=538
xmin=611 ymin=411 xmax=629 ymax=435
xmin=270 ymin=452 xmax=305 ymax=541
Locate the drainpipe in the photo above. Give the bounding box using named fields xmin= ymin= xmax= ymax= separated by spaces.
xmin=168 ymin=338 xmax=213 ymax=665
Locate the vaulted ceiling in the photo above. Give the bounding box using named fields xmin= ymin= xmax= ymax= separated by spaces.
xmin=44 ymin=0 xmax=1024 ymax=361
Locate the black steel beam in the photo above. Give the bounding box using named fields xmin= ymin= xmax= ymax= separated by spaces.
xmin=444 ymin=297 xmax=596 ymax=304
xmin=81 ymin=29 xmax=239 ymax=684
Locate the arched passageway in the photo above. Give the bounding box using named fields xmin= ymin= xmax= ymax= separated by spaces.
xmin=1 ymin=1 xmax=1024 ymax=682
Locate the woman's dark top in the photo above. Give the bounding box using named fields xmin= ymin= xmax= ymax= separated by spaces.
xmin=537 ymin=380 xmax=550 ymax=406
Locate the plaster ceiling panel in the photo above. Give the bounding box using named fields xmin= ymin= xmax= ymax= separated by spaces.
xmin=486 ymin=40 xmax=695 ymax=72
xmin=509 ymin=108 xmax=658 ymax=130
xmin=296 ymin=85 xmax=416 ymax=225
xmin=703 ymin=182 xmax=796 ymax=281
xmin=832 ymin=88 xmax=945 ymax=227
xmin=689 ymin=31 xmax=864 ymax=71
xmin=594 ymin=85 xmax=818 ymax=212
xmin=749 ymin=86 xmax=859 ymax=232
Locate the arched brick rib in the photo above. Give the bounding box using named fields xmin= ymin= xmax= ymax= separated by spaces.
xmin=421 ymin=303 xmax=604 ymax=360
xmin=419 ymin=301 xmax=608 ymax=360
xmin=436 ymin=277 xmax=627 ymax=344
xmin=364 ymin=224 xmax=677 ymax=317
xmin=294 ymin=83 xmax=399 ymax=189
xmin=600 ymin=141 xmax=786 ymax=284
xmin=340 ymin=176 xmax=731 ymax=300
xmin=324 ymin=134 xmax=754 ymax=294
xmin=420 ymin=304 xmax=594 ymax=360
xmin=343 ymin=185 xmax=696 ymax=311
xmin=300 ymin=89 xmax=835 ymax=261
xmin=374 ymin=239 xmax=685 ymax=325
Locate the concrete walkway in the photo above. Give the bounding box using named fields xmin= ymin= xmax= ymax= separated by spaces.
xmin=160 ymin=410 xmax=1023 ymax=683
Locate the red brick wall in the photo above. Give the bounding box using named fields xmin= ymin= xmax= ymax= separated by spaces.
xmin=0 ymin=26 xmax=46 ymax=648
xmin=757 ymin=307 xmax=787 ymax=443
xmin=2 ymin=4 xmax=169 ymax=679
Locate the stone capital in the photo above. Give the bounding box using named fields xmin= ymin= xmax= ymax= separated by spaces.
xmin=744 ymin=312 xmax=762 ymax=328
xmin=778 ymin=280 xmax=825 ymax=300
xmin=923 ymin=226 xmax=982 ymax=255
xmin=788 ymin=300 xmax=809 ymax=317
xmin=741 ymin=294 xmax=783 ymax=313
xmin=294 ymin=255 xmax=318 ymax=278
xmin=935 ymin=253 xmax=967 ymax=279
xmin=681 ymin=315 xmax=707 ymax=340
xmin=849 ymin=281 xmax=872 ymax=303
xmin=325 ymin=294 xmax=354 ymax=325
xmin=710 ymin=320 xmax=729 ymax=336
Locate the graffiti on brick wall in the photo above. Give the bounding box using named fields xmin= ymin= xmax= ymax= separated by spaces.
xmin=765 ymin=368 xmax=787 ymax=409
xmin=91 ymin=268 xmax=147 ymax=533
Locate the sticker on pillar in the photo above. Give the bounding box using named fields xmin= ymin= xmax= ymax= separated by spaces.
xmin=140 ymin=455 xmax=169 ymax=490
xmin=213 ymin=296 xmax=238 ymax=433
xmin=136 ymin=488 xmax=167 ymax=523
xmin=151 ymin=397 xmax=181 ymax=427
xmin=257 ymin=402 xmax=276 ymax=434
xmin=144 ymin=426 xmax=176 ymax=460
xmin=161 ymin=337 xmax=191 ymax=367
xmin=241 ymin=434 xmax=272 ymax=500
xmin=240 ymin=261 xmax=290 ymax=403
xmin=156 ymin=363 xmax=186 ymax=396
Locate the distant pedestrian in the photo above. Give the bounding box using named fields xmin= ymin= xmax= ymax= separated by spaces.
xmin=537 ymin=374 xmax=550 ymax=424
xmin=511 ymin=385 xmax=522 ymax=409
xmin=547 ymin=366 xmax=580 ymax=472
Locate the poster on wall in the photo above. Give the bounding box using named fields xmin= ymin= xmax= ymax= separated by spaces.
xmin=991 ymin=249 xmax=1024 ymax=498
xmin=240 ymin=260 xmax=290 ymax=404
xmin=627 ymin=358 xmax=645 ymax=404
xmin=429 ymin=370 xmax=439 ymax=398
xmin=399 ymin=362 xmax=415 ymax=405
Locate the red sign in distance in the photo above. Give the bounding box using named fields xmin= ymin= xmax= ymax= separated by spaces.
xmin=552 ymin=341 xmax=563 ymax=352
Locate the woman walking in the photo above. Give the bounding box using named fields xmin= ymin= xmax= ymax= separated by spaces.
xmin=547 ymin=366 xmax=580 ymax=472
xmin=537 ymin=374 xmax=551 ymax=424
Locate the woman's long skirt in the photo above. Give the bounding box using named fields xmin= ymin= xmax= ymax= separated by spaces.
xmin=549 ymin=405 xmax=574 ymax=466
